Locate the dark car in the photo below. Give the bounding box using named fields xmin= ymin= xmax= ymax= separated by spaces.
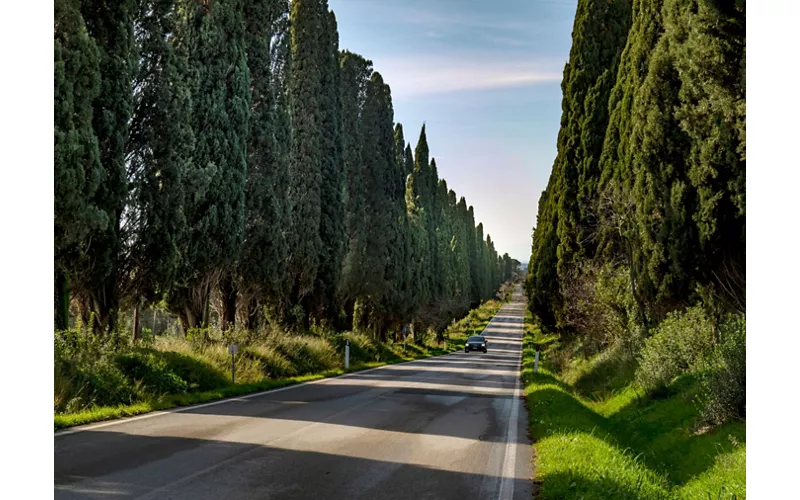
xmin=465 ymin=335 xmax=488 ymax=353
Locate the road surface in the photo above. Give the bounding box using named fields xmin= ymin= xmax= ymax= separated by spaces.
xmin=55 ymin=291 xmax=532 ymax=499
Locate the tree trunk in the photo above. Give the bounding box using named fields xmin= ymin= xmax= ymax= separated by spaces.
xmin=244 ymin=299 xmax=260 ymax=331
xmin=55 ymin=271 xmax=70 ymax=331
xmin=132 ymin=301 xmax=142 ymax=340
xmin=220 ymin=275 xmax=237 ymax=331
xmin=201 ymin=282 xmax=211 ymax=329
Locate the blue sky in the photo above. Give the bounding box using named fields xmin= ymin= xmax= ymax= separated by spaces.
xmin=328 ymin=0 xmax=578 ymax=262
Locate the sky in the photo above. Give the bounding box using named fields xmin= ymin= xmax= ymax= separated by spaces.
xmin=328 ymin=0 xmax=578 ymax=263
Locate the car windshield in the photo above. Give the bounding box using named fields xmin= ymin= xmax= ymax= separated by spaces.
xmin=468 ymin=336 xmax=485 ymax=342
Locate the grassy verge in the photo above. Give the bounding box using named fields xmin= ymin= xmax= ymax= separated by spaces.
xmin=55 ymin=300 xmax=503 ymax=431
xmin=522 ymin=318 xmax=745 ymax=499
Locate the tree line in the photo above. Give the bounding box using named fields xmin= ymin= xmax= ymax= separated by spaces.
xmin=55 ymin=0 xmax=515 ymax=340
xmin=526 ymin=0 xmax=745 ymax=334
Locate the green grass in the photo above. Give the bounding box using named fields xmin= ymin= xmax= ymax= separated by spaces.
xmin=55 ymin=299 xmax=505 ymax=431
xmin=522 ymin=320 xmax=745 ymax=499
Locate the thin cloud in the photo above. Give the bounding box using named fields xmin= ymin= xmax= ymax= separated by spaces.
xmin=401 ymin=12 xmax=540 ymax=33
xmin=377 ymin=56 xmax=561 ymax=98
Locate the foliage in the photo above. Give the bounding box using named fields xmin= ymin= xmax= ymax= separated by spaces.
xmin=700 ymin=313 xmax=746 ymax=425
xmin=115 ymin=351 xmax=188 ymax=394
xmin=526 ymin=0 xmax=746 ymax=334
xmin=635 ymin=306 xmax=714 ymax=395
xmin=523 ymin=321 xmax=745 ymax=499
xmin=271 ymin=334 xmax=339 ymax=375
xmin=245 ymin=345 xmax=298 ymax=378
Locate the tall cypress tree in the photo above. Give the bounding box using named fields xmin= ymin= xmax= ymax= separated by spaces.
xmin=466 ymin=206 xmax=481 ymax=305
xmin=391 ymin=124 xmax=414 ymax=325
xmin=555 ymin=0 xmax=632 ymax=277
xmin=413 ymin=125 xmax=437 ymax=304
xmin=405 ymin=161 xmax=430 ymax=312
xmin=428 ymin=157 xmax=444 ymax=300
xmin=74 ymin=0 xmax=137 ymax=334
xmin=339 ymin=50 xmax=373 ymax=324
xmin=269 ymin=2 xmax=293 ymax=318
xmin=359 ymin=71 xmax=396 ymax=336
xmin=435 ymin=180 xmax=455 ymax=299
xmin=312 ymin=8 xmax=346 ymax=324
xmin=455 ymin=196 xmax=472 ymax=300
xmin=125 ymin=0 xmax=193 ymax=333
xmin=236 ymin=0 xmax=290 ymax=329
xmin=54 ymin=0 xmax=104 ymax=330
xmin=667 ymin=0 xmax=745 ymax=312
xmin=286 ymin=0 xmax=324 ymax=322
xmin=526 ymin=184 xmax=561 ymax=329
xmin=528 ymin=0 xmax=745 ymax=333
xmin=166 ymin=0 xmax=250 ymax=331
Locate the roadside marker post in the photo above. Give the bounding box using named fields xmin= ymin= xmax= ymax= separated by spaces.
xmin=345 ymin=339 xmax=350 ymax=369
xmin=534 ymin=344 xmax=540 ymax=374
xmin=228 ymin=344 xmax=238 ymax=384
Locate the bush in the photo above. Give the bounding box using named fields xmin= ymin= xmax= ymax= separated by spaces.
xmin=559 ymin=263 xmax=640 ymax=356
xmin=635 ymin=306 xmax=714 ymax=394
xmin=328 ymin=332 xmax=379 ymax=363
xmin=115 ymin=351 xmax=188 ymax=395
xmin=55 ymin=357 xmax=141 ymax=412
xmin=272 ymin=334 xmax=339 ymax=374
xmin=701 ymin=313 xmax=746 ymax=424
xmin=245 ymin=345 xmax=297 ymax=378
xmin=154 ymin=341 xmax=231 ymax=391
xmin=194 ymin=343 xmax=265 ymax=384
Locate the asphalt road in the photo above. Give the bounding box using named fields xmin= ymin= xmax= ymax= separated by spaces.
xmin=55 ymin=291 xmax=533 ymax=500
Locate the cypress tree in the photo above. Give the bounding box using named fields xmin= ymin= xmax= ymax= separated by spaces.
xmin=475 ymin=222 xmax=489 ymax=300
xmin=339 ymin=50 xmax=373 ymax=324
xmin=429 ymin=157 xmax=444 ymax=299
xmin=526 ymin=183 xmax=561 ymax=329
xmin=392 ymin=124 xmax=414 ymax=324
xmin=528 ymin=0 xmax=746 ymax=333
xmin=166 ymin=0 xmax=250 ymax=331
xmin=54 ymin=0 xmax=104 ymax=330
xmin=455 ymin=196 xmax=472 ymax=300
xmin=269 ymin=3 xmax=293 ymax=319
xmin=554 ymin=0 xmax=632 ymax=278
xmin=359 ymin=71 xmax=396 ymax=336
xmin=74 ymin=0 xmax=137 ymax=334
xmin=413 ymin=125 xmax=437 ymax=304
xmin=435 ymin=180 xmax=455 ymax=299
xmin=405 ymin=166 xmax=430 ymax=311
xmin=236 ymin=0 xmax=290 ymax=329
xmin=125 ymin=0 xmax=193 ymax=331
xmin=466 ymin=206 xmax=481 ymax=305
xmin=312 ymin=8 xmax=346 ymax=324
xmin=667 ymin=0 xmax=746 ymax=312
xmin=286 ymin=0 xmax=324 ymax=320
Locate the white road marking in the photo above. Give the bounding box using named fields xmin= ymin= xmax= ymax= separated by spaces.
xmin=497 ymin=302 xmax=523 ymax=500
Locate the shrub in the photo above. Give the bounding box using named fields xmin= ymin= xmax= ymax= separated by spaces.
xmin=115 ymin=351 xmax=188 ymax=395
xmin=635 ymin=306 xmax=714 ymax=395
xmin=328 ymin=332 xmax=379 ymax=364
xmin=245 ymin=345 xmax=297 ymax=378
xmin=154 ymin=339 xmax=231 ymax=390
xmin=559 ymin=263 xmax=640 ymax=356
xmin=701 ymin=313 xmax=746 ymax=424
xmin=194 ymin=343 xmax=265 ymax=384
xmin=272 ymin=334 xmax=339 ymax=374
xmin=55 ymin=357 xmax=140 ymax=412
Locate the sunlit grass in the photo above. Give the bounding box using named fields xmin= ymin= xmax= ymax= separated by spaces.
xmin=522 ymin=317 xmax=745 ymax=499
xmin=55 ymin=299 xmax=505 ymax=431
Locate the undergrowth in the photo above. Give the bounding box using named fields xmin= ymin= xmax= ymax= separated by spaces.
xmin=54 ymin=299 xmax=504 ymax=430
xmin=523 ymin=313 xmax=745 ymax=499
